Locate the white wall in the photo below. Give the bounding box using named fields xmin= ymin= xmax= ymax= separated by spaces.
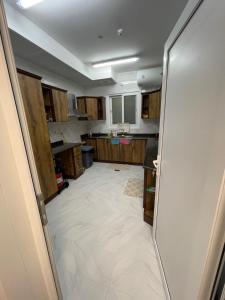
xmin=15 ymin=56 xmax=89 ymax=143
xmin=15 ymin=57 xmax=159 ymax=140
xmin=85 ymin=82 xmax=160 ymax=134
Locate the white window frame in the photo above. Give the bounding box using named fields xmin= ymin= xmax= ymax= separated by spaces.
xmin=109 ymin=92 xmax=140 ymax=129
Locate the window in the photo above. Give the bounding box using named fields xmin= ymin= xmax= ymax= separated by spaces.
xmin=110 ymin=94 xmax=137 ymax=126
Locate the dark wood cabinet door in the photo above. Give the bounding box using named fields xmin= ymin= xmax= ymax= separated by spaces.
xmin=108 ymin=144 xmax=120 ymax=161
xmin=148 ymin=90 xmax=161 ymax=119
xmin=73 ymin=146 xmax=83 ymax=178
xmin=119 ymin=143 xmax=133 ymax=163
xmin=142 ymin=90 xmax=161 ymax=119
xmin=86 ymin=97 xmax=98 ymax=120
xmin=52 ymin=89 xmax=68 ymax=122
xmin=132 ymin=139 xmax=146 ymax=164
xmin=18 ymin=72 xmax=58 ymax=201
xmin=97 ymin=139 xmax=110 ymax=160
xmin=77 ymin=97 xmax=86 ymax=114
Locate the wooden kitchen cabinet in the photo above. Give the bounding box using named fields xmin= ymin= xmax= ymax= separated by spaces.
xmin=42 ymin=83 xmax=68 ymax=122
xmin=119 ymin=143 xmax=133 ymax=163
xmin=55 ymin=145 xmax=83 ymax=179
xmin=76 ymin=96 xmax=106 ymax=120
xmin=142 ymin=89 xmax=161 ymax=119
xmin=108 ymin=144 xmax=120 ymax=161
xmin=94 ymin=137 xmax=147 ymax=164
xmin=73 ymin=146 xmax=83 ymax=178
xmin=132 ymin=139 xmax=146 ymax=164
xmin=96 ymin=139 xmax=110 ymax=160
xmin=77 ymin=97 xmax=86 ymax=114
xmin=17 ymin=69 xmax=58 ymax=201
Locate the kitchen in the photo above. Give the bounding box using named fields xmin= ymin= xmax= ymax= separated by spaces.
xmin=1 ymin=0 xmax=225 ymax=300
xmin=13 ymin=24 xmax=163 ymax=297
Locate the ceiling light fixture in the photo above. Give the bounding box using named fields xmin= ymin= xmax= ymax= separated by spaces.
xmin=16 ymin=0 xmax=44 ymax=9
xmin=121 ymin=80 xmax=137 ymax=85
xmin=93 ymin=57 xmax=139 ymax=68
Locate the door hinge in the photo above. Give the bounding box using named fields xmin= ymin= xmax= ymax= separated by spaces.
xmin=36 ymin=193 xmax=48 ymax=226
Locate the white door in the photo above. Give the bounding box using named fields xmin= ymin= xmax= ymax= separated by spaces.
xmin=0 ymin=18 xmax=58 ymax=300
xmin=0 ymin=2 xmax=62 ymax=299
xmin=154 ymin=0 xmax=225 ymax=299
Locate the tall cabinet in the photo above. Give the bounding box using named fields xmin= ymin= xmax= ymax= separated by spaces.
xmin=17 ymin=69 xmax=58 ymax=201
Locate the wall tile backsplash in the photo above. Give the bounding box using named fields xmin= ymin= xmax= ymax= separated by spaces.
xmin=87 ymin=119 xmax=159 ymax=134
xmin=48 ymin=118 xmax=88 ymax=143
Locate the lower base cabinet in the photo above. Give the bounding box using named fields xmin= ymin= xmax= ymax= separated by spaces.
xmin=132 ymin=140 xmax=146 ymax=164
xmin=91 ymin=138 xmax=146 ymax=164
xmin=108 ymin=144 xmax=120 ymax=161
xmin=119 ymin=143 xmax=133 ymax=163
xmin=73 ymin=146 xmax=83 ymax=177
xmin=55 ymin=146 xmax=83 ymax=179
xmin=96 ymin=139 xmax=110 ymax=161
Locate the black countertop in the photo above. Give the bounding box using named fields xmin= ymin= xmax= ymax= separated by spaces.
xmin=143 ymin=138 xmax=158 ymax=170
xmin=51 ymin=142 xmax=81 ymax=155
xmin=81 ymin=133 xmax=159 ymax=140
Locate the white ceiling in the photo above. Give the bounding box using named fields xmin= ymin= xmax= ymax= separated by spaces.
xmin=6 ymin=0 xmax=188 ymax=73
xmin=10 ymin=30 xmax=116 ymax=87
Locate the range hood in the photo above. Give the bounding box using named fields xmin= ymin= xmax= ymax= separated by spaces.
xmin=68 ymin=93 xmax=89 ymax=119
xmin=73 ymin=109 xmax=89 ymax=120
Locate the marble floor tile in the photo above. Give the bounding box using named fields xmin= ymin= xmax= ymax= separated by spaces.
xmin=46 ymin=162 xmax=166 ymax=300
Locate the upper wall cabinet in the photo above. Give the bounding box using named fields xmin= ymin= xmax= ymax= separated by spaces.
xmin=142 ymin=89 xmax=161 ymax=119
xmin=76 ymin=96 xmax=106 ymax=120
xmin=42 ymin=83 xmax=69 ymax=122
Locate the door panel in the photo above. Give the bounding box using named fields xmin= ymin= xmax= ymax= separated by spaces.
xmin=52 ymin=89 xmax=68 ymax=122
xmin=77 ymin=97 xmax=86 ymax=114
xmin=119 ymin=143 xmax=133 ymax=163
xmin=149 ymin=91 xmax=161 ymax=119
xmin=156 ymin=1 xmax=225 ymax=299
xmin=97 ymin=139 xmax=109 ymax=161
xmin=108 ymin=144 xmax=120 ymax=161
xmin=132 ymin=139 xmax=146 ymax=164
xmin=86 ymin=97 xmax=98 ymax=120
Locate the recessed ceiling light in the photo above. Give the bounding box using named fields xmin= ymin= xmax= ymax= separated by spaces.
xmin=93 ymin=57 xmax=139 ymax=68
xmin=16 ymin=0 xmax=44 ymax=9
xmin=117 ymin=29 xmax=124 ymax=36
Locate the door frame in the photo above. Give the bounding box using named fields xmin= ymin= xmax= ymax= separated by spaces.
xmin=153 ymin=0 xmax=225 ymax=299
xmin=0 ymin=1 xmax=61 ymax=299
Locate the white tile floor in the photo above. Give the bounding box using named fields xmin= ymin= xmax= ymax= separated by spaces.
xmin=46 ymin=163 xmax=166 ymax=300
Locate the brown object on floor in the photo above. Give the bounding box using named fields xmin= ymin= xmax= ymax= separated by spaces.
xmin=124 ymin=178 xmax=144 ymax=198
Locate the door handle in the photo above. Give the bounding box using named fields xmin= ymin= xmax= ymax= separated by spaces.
xmin=153 ymin=155 xmax=161 ymax=176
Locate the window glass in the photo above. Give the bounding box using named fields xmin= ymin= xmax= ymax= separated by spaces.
xmin=124 ymin=95 xmax=136 ymax=124
xmin=112 ymin=96 xmax=122 ymax=124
